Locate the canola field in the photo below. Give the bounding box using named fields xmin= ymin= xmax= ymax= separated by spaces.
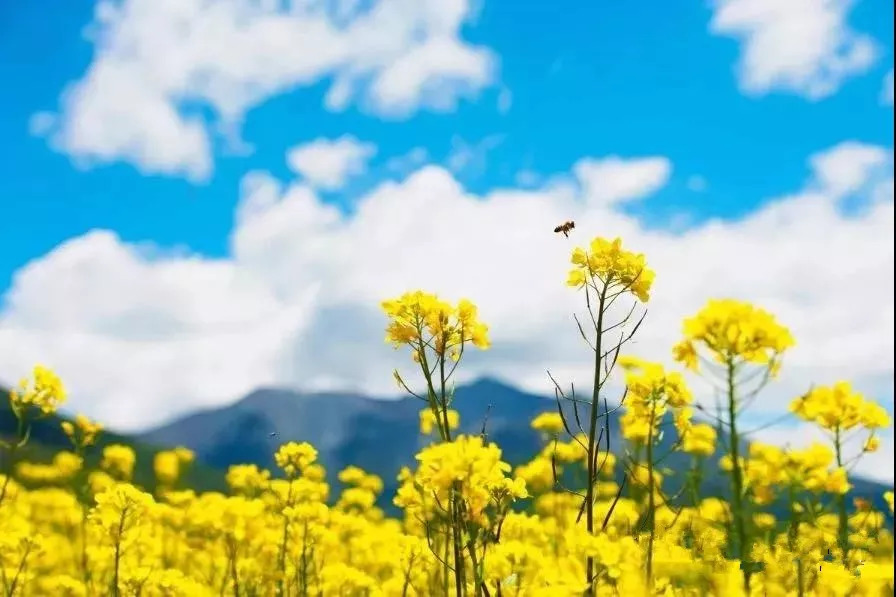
xmin=1 ymin=236 xmax=893 ymax=596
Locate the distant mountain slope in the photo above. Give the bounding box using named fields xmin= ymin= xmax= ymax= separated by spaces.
xmin=4 ymin=378 xmax=888 ymax=520
xmin=138 ymin=378 xmax=890 ymax=515
xmin=138 ymin=379 xmax=564 ymax=489
xmin=1 ymin=387 xmax=226 ymax=493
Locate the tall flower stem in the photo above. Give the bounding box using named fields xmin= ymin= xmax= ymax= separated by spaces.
xmin=645 ymin=401 xmax=657 ymax=587
xmin=725 ymin=359 xmax=751 ymax=590
xmin=834 ymin=427 xmax=849 ymax=566
xmin=584 ymin=282 xmax=609 ymax=595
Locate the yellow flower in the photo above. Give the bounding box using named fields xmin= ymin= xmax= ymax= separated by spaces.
xmin=863 ymin=436 xmax=880 ymax=453
xmin=419 ymin=408 xmax=460 ymax=435
xmin=153 ymin=451 xmax=181 ymax=486
xmin=225 ymin=464 xmax=270 ymax=495
xmin=790 ymin=381 xmax=890 ymax=433
xmin=619 ymin=358 xmax=692 ymax=445
xmin=88 ymin=483 xmax=155 ymax=541
xmin=274 ymin=441 xmax=318 ymax=477
xmin=671 ymin=340 xmax=698 ymax=371
xmin=381 ymin=291 xmax=490 ymax=358
xmin=100 ymin=444 xmax=136 ymax=481
xmin=675 ymin=299 xmax=794 ymax=370
xmin=173 ymin=446 xmax=194 ymax=464
xmin=530 ymin=412 xmax=565 ymax=435
xmin=8 ymin=364 xmax=67 ymax=416
xmin=824 ymin=467 xmax=852 ymax=495
xmin=61 ymin=414 xmax=103 ymax=448
xmin=566 ymin=237 xmax=655 ymax=302
xmin=406 ymin=435 xmax=525 ymax=525
xmin=681 ymin=423 xmax=717 ymax=457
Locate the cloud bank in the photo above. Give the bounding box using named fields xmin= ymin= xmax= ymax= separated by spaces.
xmin=32 ymin=0 xmax=495 ymax=180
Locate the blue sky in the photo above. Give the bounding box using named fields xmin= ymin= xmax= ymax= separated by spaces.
xmin=0 ymin=0 xmax=894 ymax=480
xmin=2 ymin=1 xmax=893 ymax=290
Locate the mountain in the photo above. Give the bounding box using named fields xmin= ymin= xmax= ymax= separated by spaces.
xmin=138 ymin=379 xmax=565 ymax=497
xmin=137 ymin=378 xmax=891 ymax=516
xmin=1 ymin=387 xmax=226 ymax=493
xmin=5 ymin=378 xmax=887 ymax=517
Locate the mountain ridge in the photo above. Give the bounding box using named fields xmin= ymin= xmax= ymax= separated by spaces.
xmin=5 ymin=379 xmax=889 ymax=517
xmin=137 ymin=377 xmax=559 ymax=476
xmin=135 ymin=377 xmax=891 ymax=517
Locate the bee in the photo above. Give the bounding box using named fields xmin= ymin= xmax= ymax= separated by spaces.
xmin=553 ymin=220 xmax=575 ymax=237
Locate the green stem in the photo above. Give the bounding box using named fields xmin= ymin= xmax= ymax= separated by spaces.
xmin=465 ymin=538 xmax=486 ymax=597
xmin=0 ymin=414 xmax=26 ymax=506
xmin=584 ymin=281 xmax=609 ymax=595
xmin=725 ymin=359 xmax=751 ymax=590
xmin=298 ymin=521 xmax=310 ymax=597
xmin=227 ymin=536 xmax=240 ymax=597
xmin=439 ymin=355 xmax=453 ymax=442
xmin=645 ymin=401 xmax=657 ymax=587
xmin=112 ymin=510 xmax=126 ymax=597
xmin=416 ymin=338 xmax=451 ymax=443
xmin=834 ymin=427 xmax=849 ymax=565
xmin=450 ymin=489 xmax=466 ymax=597
xmin=276 ymin=483 xmax=294 ymax=596
xmin=444 ymin=534 xmax=450 ymax=597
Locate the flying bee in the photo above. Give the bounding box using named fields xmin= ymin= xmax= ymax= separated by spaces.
xmin=553 ymin=220 xmax=575 ymax=237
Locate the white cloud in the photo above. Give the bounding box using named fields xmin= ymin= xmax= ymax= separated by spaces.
xmin=35 ymin=0 xmax=495 ymax=180
xmin=573 ymin=156 xmax=671 ymax=206
xmin=0 ymin=144 xmax=893 ymax=483
xmin=286 ymin=136 xmax=376 ymax=191
xmin=883 ymin=70 xmax=894 ymax=106
xmin=710 ymin=0 xmax=877 ymax=99
xmin=807 ymin=141 xmax=891 ymax=197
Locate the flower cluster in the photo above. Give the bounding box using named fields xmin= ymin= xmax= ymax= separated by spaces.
xmin=15 ymin=451 xmax=83 ymax=485
xmin=153 ymin=446 xmax=195 ymax=487
xmin=566 ymin=237 xmax=655 ymax=302
xmin=790 ymin=381 xmax=891 ymax=433
xmin=274 ymin=441 xmax=318 ymax=478
xmin=0 ymin=379 xmax=892 ymax=597
xmin=618 ymin=357 xmax=693 ymax=445
xmin=61 ymin=414 xmax=103 ymax=449
xmin=7 ymin=364 xmax=67 ymax=416
xmin=100 ymin=443 xmax=137 ymax=481
xmin=530 ymin=412 xmax=565 ymax=435
xmin=732 ymin=442 xmax=852 ymax=504
xmin=673 ymin=299 xmax=795 ymax=370
xmin=398 ymin=434 xmax=528 ymax=526
xmin=382 ymin=291 xmax=490 ymax=360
